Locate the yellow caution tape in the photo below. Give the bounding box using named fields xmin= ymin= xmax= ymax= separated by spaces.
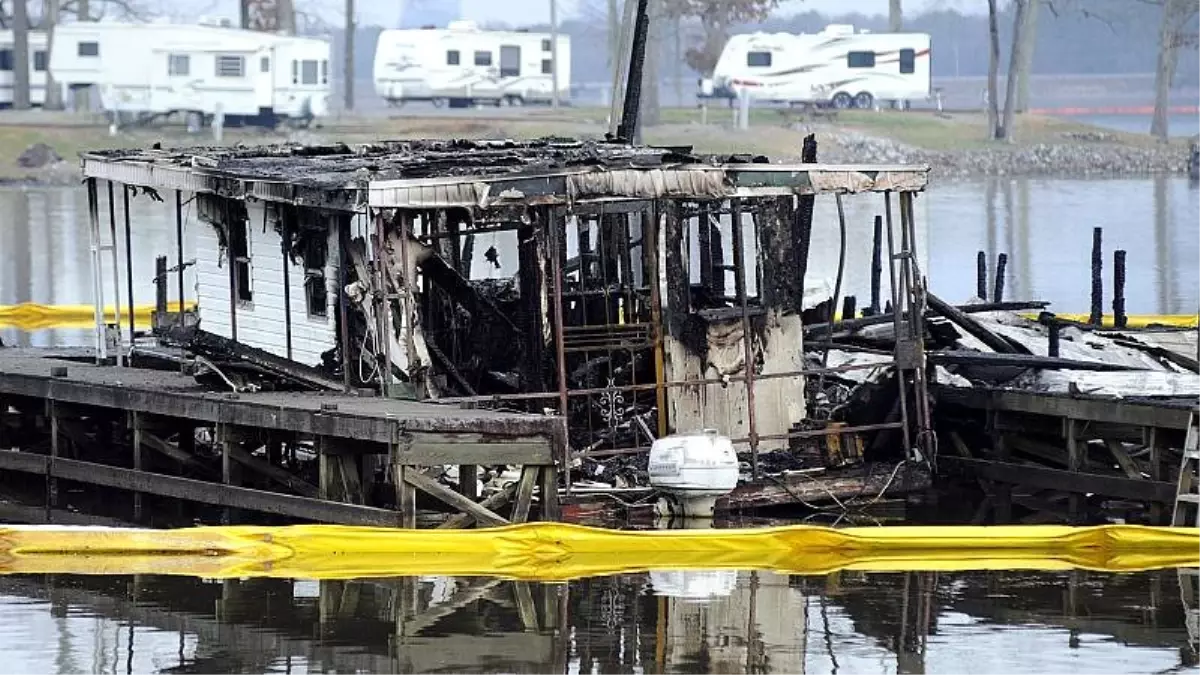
xmin=0 ymin=522 xmax=1195 ymax=580
xmin=1019 ymin=313 xmax=1199 ymax=329
xmin=0 ymin=302 xmax=194 ymax=331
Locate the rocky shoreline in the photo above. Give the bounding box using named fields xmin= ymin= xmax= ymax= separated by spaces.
xmin=819 ymin=129 xmax=1193 ymax=178
xmin=4 ymin=126 xmax=1195 ymax=186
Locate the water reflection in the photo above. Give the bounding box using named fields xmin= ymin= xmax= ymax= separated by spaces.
xmin=0 ymin=569 xmax=1194 ymax=674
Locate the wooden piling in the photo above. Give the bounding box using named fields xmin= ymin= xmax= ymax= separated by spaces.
xmin=993 ymin=253 xmax=1007 ymax=303
xmin=869 ymin=215 xmax=883 ymax=315
xmin=1113 ymin=250 xmax=1127 ymax=329
xmin=1089 ymin=227 xmax=1103 ymax=326
xmin=976 ymin=251 xmax=987 ymax=300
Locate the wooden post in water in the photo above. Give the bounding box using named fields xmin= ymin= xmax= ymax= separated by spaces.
xmin=1113 ymin=250 xmax=1127 ymax=329
xmin=869 ymin=216 xmax=883 ymax=315
xmin=1089 ymin=227 xmax=1103 ymax=326
xmin=976 ymin=251 xmax=987 ymax=300
xmin=993 ymin=253 xmax=1007 ymax=303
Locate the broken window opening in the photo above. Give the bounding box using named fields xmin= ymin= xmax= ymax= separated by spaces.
xmin=303 ymin=234 xmax=329 ymax=318
xmin=228 ymin=216 xmax=253 ymax=303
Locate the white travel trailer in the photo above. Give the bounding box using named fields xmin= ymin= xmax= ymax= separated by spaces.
xmin=0 ymin=30 xmax=52 ymax=108
xmin=50 ymin=20 xmax=331 ymax=127
xmin=373 ymin=21 xmax=570 ymax=107
xmin=707 ymin=24 xmax=931 ymax=109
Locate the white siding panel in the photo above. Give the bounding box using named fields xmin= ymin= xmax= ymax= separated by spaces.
xmin=191 ymin=203 xmax=339 ymax=368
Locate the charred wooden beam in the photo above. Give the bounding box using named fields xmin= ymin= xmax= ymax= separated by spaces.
xmin=160 ymin=325 xmax=344 ymax=391
xmin=939 ymin=456 xmax=1175 ymax=503
xmin=925 ymin=292 xmax=1022 ymax=354
xmin=928 ymin=351 xmax=1140 ymax=372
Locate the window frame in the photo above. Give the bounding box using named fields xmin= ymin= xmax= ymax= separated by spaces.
xmin=215 ymin=54 xmax=246 ymax=78
xmin=168 ymin=53 xmax=190 ymax=77
xmin=847 ymin=51 xmax=876 ymax=69
xmin=474 ymin=50 xmax=493 ymax=67
xmin=446 ymin=50 xmax=460 ymax=66
xmin=746 ymin=51 xmax=772 ymax=68
xmin=898 ymin=48 xmax=916 ymax=74
xmin=77 ymin=41 xmax=100 ymax=57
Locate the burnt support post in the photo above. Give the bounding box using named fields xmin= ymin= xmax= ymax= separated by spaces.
xmin=869 ymin=215 xmax=883 ymax=315
xmin=279 ymin=205 xmax=294 ymax=361
xmin=793 ymin=134 xmax=817 ymax=305
xmin=548 ymin=207 xmax=572 ymax=490
xmin=87 ymin=178 xmax=107 ymax=364
xmin=175 ymin=190 xmax=185 ymax=326
xmin=122 ymin=185 xmax=135 ymax=341
xmin=1113 ymin=249 xmax=1127 ymax=329
xmin=1089 ymin=227 xmax=1103 ymax=326
xmin=338 ymin=215 xmax=354 ymax=391
xmin=841 ymin=296 xmax=857 ymax=322
xmin=730 ymin=198 xmax=759 ymax=479
xmin=615 ymin=0 xmax=651 ymax=143
xmin=154 ymin=256 xmax=168 ymax=319
xmin=993 ymin=253 xmax=1007 ymax=303
xmin=976 ymin=251 xmax=987 ymax=300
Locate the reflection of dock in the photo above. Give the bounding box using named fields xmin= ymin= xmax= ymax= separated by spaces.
xmin=0 ymin=575 xmax=566 ymax=673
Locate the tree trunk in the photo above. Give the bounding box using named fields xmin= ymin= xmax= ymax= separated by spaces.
xmin=889 ymin=0 xmax=903 ymax=32
xmin=43 ymin=0 xmax=63 ymax=109
xmin=673 ymin=16 xmax=682 ymax=106
xmin=1015 ymin=0 xmax=1038 ymax=113
xmin=12 ymin=0 xmax=30 ymax=110
xmin=986 ymin=0 xmax=1001 ymax=140
xmin=344 ymin=0 xmax=354 ymax=111
xmin=1000 ymin=0 xmax=1029 ymax=141
xmin=607 ymin=0 xmax=619 ymax=70
xmin=278 ymin=0 xmax=296 ymax=34
xmin=1151 ymin=0 xmax=1184 ymax=140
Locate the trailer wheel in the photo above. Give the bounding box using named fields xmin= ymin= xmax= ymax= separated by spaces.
xmin=431 ymin=97 xmax=447 ymax=108
xmin=831 ymin=92 xmax=853 ymax=109
xmin=504 ymin=95 xmax=524 ymax=107
xmin=853 ymin=91 xmax=875 ymax=109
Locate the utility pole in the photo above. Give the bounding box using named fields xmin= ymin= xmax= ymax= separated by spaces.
xmin=12 ymin=0 xmax=30 ymax=110
xmin=344 ymin=0 xmax=355 ymax=111
xmin=550 ymin=0 xmax=559 ymax=110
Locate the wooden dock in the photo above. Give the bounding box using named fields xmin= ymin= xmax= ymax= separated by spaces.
xmin=935 ymin=383 xmax=1196 ymax=524
xmin=0 ymin=349 xmax=565 ymax=527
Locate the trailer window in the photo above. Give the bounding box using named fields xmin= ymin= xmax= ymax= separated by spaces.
xmin=848 ymin=51 xmax=875 ymax=68
xmin=216 ymin=55 xmax=245 ymax=78
xmin=321 ymin=60 xmax=328 ymax=84
xmin=260 ymin=56 xmax=270 ymax=73
xmin=474 ymin=51 xmax=492 ymax=67
xmin=228 ymin=220 xmax=252 ymax=303
xmin=303 ymin=237 xmax=328 ymax=318
xmin=0 ymin=50 xmax=11 ymax=72
xmin=899 ymin=48 xmax=915 ymax=74
xmin=541 ymin=39 xmax=551 ymax=52
xmin=542 ymin=59 xmax=552 ymax=75
xmin=446 ymin=50 xmax=460 ymax=65
xmin=300 ymin=60 xmax=319 ymax=85
xmin=168 ymin=54 xmax=190 ymax=77
xmin=746 ymin=51 xmax=771 ymax=67
xmin=34 ymin=51 xmax=47 ymax=72
xmin=77 ymin=41 xmax=100 ymax=57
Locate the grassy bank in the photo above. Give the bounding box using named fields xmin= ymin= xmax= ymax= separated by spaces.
xmin=0 ymin=107 xmax=1186 ymax=181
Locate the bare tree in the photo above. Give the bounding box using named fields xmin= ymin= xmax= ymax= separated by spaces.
xmin=1150 ymin=0 xmax=1199 ymax=139
xmin=43 ymin=0 xmax=63 ymax=109
xmin=12 ymin=0 xmax=30 ymax=110
xmin=660 ymin=0 xmax=779 ymax=76
xmin=1014 ymin=0 xmax=1038 ymax=112
xmin=986 ymin=0 xmax=1001 ymax=139
xmin=888 ymin=0 xmax=902 ymax=32
xmin=639 ymin=0 xmax=661 ymax=129
xmin=998 ymin=0 xmax=1029 ymax=140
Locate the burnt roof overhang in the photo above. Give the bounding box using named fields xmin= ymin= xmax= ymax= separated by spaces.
xmin=79 ymin=138 xmax=929 ymax=213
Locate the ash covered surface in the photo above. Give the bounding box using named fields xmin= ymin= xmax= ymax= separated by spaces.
xmin=84 ymin=138 xmax=770 ymax=189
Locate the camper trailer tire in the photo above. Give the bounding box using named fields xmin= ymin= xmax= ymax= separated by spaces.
xmin=831 ymin=92 xmax=853 ymax=109
xmin=431 ymin=97 xmax=447 ymax=108
xmin=853 ymin=91 xmax=874 ymax=109
xmin=503 ymin=95 xmax=524 ymax=107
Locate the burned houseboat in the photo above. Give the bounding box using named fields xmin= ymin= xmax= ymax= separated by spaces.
xmin=0 ymin=137 xmax=934 ymax=525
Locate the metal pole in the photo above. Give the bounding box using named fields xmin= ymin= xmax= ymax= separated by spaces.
xmin=123 ymin=186 xmax=135 ymax=342
xmin=731 ymin=198 xmax=758 ymax=480
xmin=549 ymin=0 xmax=559 ymax=110
xmin=338 ymin=215 xmax=354 ymax=392
xmin=87 ymin=178 xmax=108 ymax=364
xmin=548 ymin=209 xmax=571 ymax=489
xmin=884 ymin=192 xmax=912 ymax=457
xmin=106 ymin=181 xmax=124 ymax=366
xmin=175 ymin=190 xmax=185 ymax=321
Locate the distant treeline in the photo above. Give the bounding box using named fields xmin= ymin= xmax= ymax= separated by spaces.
xmin=328 ymin=2 xmax=1198 ymax=89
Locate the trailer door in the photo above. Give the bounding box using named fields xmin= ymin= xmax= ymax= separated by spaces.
xmin=255 ymin=47 xmax=274 ymax=113
xmin=499 ymin=45 xmax=521 ymax=79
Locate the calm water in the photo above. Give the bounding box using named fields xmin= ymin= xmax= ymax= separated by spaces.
xmin=1 ymin=176 xmax=1199 ymax=673
xmin=0 ymin=570 xmax=1195 ymax=674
